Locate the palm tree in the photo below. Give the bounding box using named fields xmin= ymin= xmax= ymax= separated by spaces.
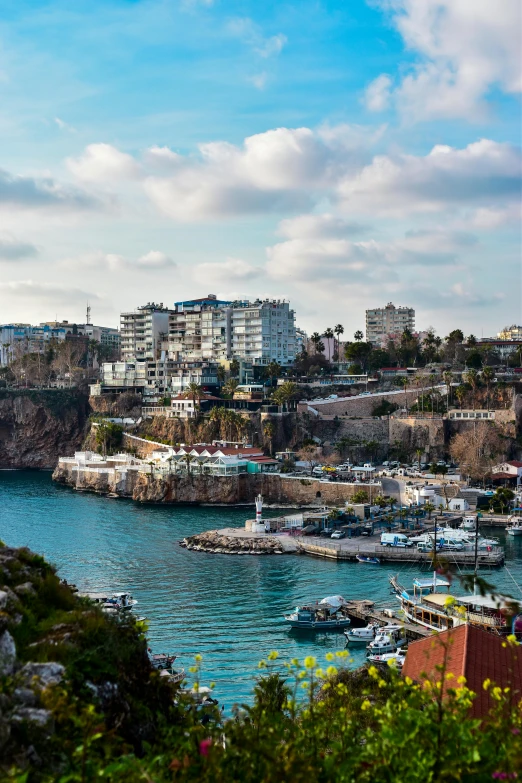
xmin=424 ymin=501 xmax=435 ymax=520
xmin=354 ymin=330 xmax=364 ymax=342
xmin=272 ymin=381 xmax=298 ymax=407
xmin=465 ymin=369 xmax=478 ymax=410
xmin=482 ymin=366 xmax=494 ymax=411
xmin=265 ymin=361 xmax=282 ymax=389
xmin=443 ymin=371 xmax=452 ymax=411
xmin=334 ymin=323 xmax=344 ymax=362
xmin=184 ymin=382 xmax=203 ymax=413
xmin=310 ymin=332 xmax=321 ymax=355
xmin=223 ymin=378 xmax=239 ymax=398
xmin=415 ymin=447 xmax=423 ymax=467
xmin=263 ymin=419 xmax=275 ymax=455
xmin=229 ymin=359 xmax=240 ymax=378
xmin=323 ymin=327 xmax=334 ymax=360
xmin=183 ymin=453 xmax=195 ymax=475
xmin=216 ymin=365 xmax=226 ymax=385
xmin=455 ymin=384 xmax=467 ymax=410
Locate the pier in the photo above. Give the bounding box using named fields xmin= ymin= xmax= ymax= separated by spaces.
xmin=342 ymin=600 xmax=430 ymax=641
xmin=297 ymin=539 xmax=505 ymax=566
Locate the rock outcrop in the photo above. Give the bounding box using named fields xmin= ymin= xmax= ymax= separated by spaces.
xmin=181 ymin=531 xmax=285 ymax=554
xmin=0 ymin=390 xmax=89 ymax=469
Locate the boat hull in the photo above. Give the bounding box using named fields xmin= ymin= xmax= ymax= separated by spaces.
xmin=507 ymin=528 xmax=522 ymax=536
xmin=284 ymin=618 xmax=352 ymax=630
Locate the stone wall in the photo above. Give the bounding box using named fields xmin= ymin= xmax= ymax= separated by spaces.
xmin=388 ymin=417 xmax=446 ymax=460
xmin=123 ymin=433 xmax=167 ymax=458
xmin=298 ymin=386 xmax=439 ymax=418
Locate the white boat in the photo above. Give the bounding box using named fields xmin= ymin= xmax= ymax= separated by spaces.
xmin=459 ymin=515 xmax=478 ymax=532
xmin=284 ymin=595 xmax=351 ymax=630
xmin=367 ymin=651 xmax=406 ymax=668
xmin=366 ymin=625 xmax=407 ymax=656
xmin=344 ymin=622 xmax=379 ymax=643
xmin=506 ymin=516 xmax=522 ymax=536
xmin=159 ymin=667 xmax=186 ymax=684
xmin=111 ymin=592 xmax=138 ymax=610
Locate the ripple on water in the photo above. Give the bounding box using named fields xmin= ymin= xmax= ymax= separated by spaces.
xmin=1 ymin=472 xmax=521 ymax=706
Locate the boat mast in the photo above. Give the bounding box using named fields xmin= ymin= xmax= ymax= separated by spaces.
xmin=432 ymin=519 xmax=437 ymax=591
xmin=473 ymin=514 xmax=479 ymax=595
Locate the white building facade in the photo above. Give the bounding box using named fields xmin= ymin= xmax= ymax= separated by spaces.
xmin=120 ymin=303 xmax=170 ymax=361
xmin=365 ymin=303 xmax=415 ymax=346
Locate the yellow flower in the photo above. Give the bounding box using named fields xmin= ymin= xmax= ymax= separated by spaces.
xmin=194 ymin=654 xmax=202 ymax=662
xmin=267 ymin=650 xmax=278 ymax=661
xmin=404 ymin=676 xmax=412 ymax=686
xmin=444 ymin=596 xmax=456 ymax=607
xmin=457 ymin=675 xmax=466 ymax=685
xmin=326 ymin=666 xmax=338 ymax=678
xmin=291 ymin=658 xmax=300 ymax=667
xmin=325 ymin=652 xmax=334 ymax=662
xmin=368 ymin=666 xmax=379 ymax=679
xmin=491 ymin=686 xmax=502 ymax=701
xmin=361 ymin=699 xmax=371 ymax=711
xmin=301 ymin=681 xmax=310 ymax=689
xmin=483 ymin=678 xmax=491 ymax=691
xmin=314 ymin=668 xmax=324 ymax=679
xmin=258 ymin=660 xmax=267 ymax=669
xmin=445 ymin=672 xmax=455 ymax=680
xmin=304 ymin=656 xmax=317 ymax=669
xmin=298 ymin=670 xmax=307 ymax=679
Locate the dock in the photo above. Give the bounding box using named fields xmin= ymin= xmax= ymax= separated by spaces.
xmin=297 ymin=539 xmax=505 ymax=566
xmin=343 ymin=600 xmax=430 ymax=641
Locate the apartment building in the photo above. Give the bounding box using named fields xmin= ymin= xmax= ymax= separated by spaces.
xmin=120 ymin=303 xmax=170 ymax=361
xmin=498 ymin=325 xmax=522 ymax=341
xmin=365 ymin=302 xmax=415 ymax=346
xmin=168 ymin=295 xmax=296 ymax=367
xmin=0 ymin=323 xmax=67 ymax=367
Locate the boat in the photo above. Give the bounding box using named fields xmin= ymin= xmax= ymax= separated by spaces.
xmin=459 ymin=515 xmax=478 ymax=532
xmin=111 ymin=592 xmax=138 ymax=610
xmin=356 ymin=555 xmax=381 ymax=564
xmin=159 ymin=667 xmax=186 ymax=684
xmin=367 ymin=651 xmax=405 ymax=668
xmin=83 ymin=592 xmax=138 ymax=611
xmin=148 ymin=650 xmax=178 ymax=670
xmin=366 ymin=625 xmax=407 ymax=656
xmin=506 ymin=516 xmax=522 ymax=536
xmin=344 ymin=622 xmax=379 ymax=643
xmin=284 ymin=595 xmax=351 ymax=630
xmin=390 ymin=574 xmax=516 ymax=635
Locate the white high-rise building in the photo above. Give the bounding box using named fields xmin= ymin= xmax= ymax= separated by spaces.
xmin=365 ymin=303 xmax=415 ymax=346
xmin=120 ymin=303 xmax=170 ymax=361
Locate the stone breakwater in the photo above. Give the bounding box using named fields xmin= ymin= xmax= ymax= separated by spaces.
xmin=180 ymin=531 xmax=286 ymax=555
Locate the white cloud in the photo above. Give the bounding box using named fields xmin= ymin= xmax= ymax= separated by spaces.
xmin=67 ymin=143 xmax=141 ymax=183
xmin=54 ymin=117 xmax=76 ymax=133
xmin=0 ymin=280 xmax=102 ymax=307
xmin=249 ymin=72 xmax=268 ymax=90
xmin=337 ymin=139 xmax=521 ymax=216
xmin=228 ymin=18 xmax=287 ymax=59
xmin=369 ymin=0 xmax=522 ymax=119
xmin=365 ymin=74 xmax=392 ymax=112
xmin=193 ymin=257 xmax=261 ymax=285
xmin=136 ymin=250 xmax=176 ymax=268
xmin=278 ymin=213 xmax=368 ymax=240
xmin=0 ymin=233 xmax=39 ymax=260
xmin=62 ymin=250 xmax=175 ymax=272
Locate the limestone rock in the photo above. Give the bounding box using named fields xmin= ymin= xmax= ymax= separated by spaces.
xmin=0 ymin=630 xmax=16 ymax=675
xmin=11 ymin=708 xmax=54 ymax=732
xmin=20 ymin=662 xmax=65 ymax=688
xmin=14 ymin=582 xmax=36 ymax=597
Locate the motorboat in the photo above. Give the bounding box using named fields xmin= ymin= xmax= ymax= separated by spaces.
xmin=159 ymin=667 xmax=186 ymax=685
xmin=506 ymin=517 xmax=522 ymax=536
xmin=148 ymin=651 xmax=178 ymax=670
xmin=83 ymin=591 xmax=138 ymax=611
xmin=111 ymin=592 xmax=138 ymax=610
xmin=367 ymin=651 xmax=405 ymax=668
xmin=367 ymin=625 xmax=407 ymax=656
xmin=356 ymin=555 xmax=380 ymax=564
xmin=284 ymin=595 xmax=351 ymax=630
xmin=459 ymin=516 xmax=478 ymax=532
xmin=344 ymin=622 xmax=379 ymax=643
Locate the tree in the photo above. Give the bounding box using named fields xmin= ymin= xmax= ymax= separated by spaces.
xmin=354 ymin=330 xmax=364 ymax=341
xmin=262 ymin=420 xmax=275 ymax=455
xmin=399 ymin=376 xmax=409 ymax=413
xmin=491 ymin=487 xmax=514 ymax=515
xmin=465 ymin=369 xmax=479 ymax=410
xmin=184 ymin=382 xmax=203 ymax=412
xmin=310 ymin=333 xmax=322 ymax=355
xmin=264 ymin=361 xmax=282 ymax=388
xmin=334 ymin=323 xmax=344 ymax=362
xmin=297 ymin=443 xmax=322 ymax=475
xmin=216 ymin=365 xmax=226 ymax=384
xmin=424 ymin=501 xmax=435 ymax=519
xmin=272 ymin=381 xmax=298 ymax=407
xmin=443 ymin=371 xmax=453 ymax=409
xmin=95 ymin=421 xmax=124 ymax=457
xmin=229 ymin=359 xmax=240 ymax=378
xmin=223 ymin=378 xmax=239 ymax=398
xmin=344 ymin=341 xmax=373 ymax=372
xmin=449 ymin=422 xmax=504 ymax=484
xmin=482 ymin=366 xmax=495 ymax=411
xmin=352 ymin=489 xmax=369 ymax=503
xmin=455 ymin=384 xmax=467 ymax=410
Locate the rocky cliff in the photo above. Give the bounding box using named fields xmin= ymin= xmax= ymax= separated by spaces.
xmin=0 ymin=390 xmax=90 ymax=469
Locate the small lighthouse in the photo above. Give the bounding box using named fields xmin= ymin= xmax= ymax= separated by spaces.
xmin=251 ymin=494 xmax=266 ymax=533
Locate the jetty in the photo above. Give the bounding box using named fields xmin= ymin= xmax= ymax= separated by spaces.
xmin=342 ymin=600 xmax=430 ymax=641
xmin=297 ymin=539 xmax=505 ymax=566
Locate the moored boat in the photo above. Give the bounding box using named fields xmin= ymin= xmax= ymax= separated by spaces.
xmin=366 ymin=625 xmax=407 ymax=656
xmin=344 ymin=622 xmax=379 ymax=643
xmin=506 ymin=516 xmax=522 ymax=536
xmin=284 ymin=595 xmax=351 ymax=630
xmin=148 ymin=650 xmax=177 ymax=670
xmin=356 ymin=555 xmax=380 ymax=564
xmin=367 ymin=651 xmax=405 ymax=668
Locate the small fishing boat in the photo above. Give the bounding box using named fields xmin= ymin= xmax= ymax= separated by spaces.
xmin=284 ymin=595 xmax=351 ymax=630
xmin=159 ymin=667 xmax=186 ymax=684
xmin=111 ymin=592 xmax=138 ymax=610
xmin=148 ymin=650 xmax=177 ymax=670
xmin=356 ymin=555 xmax=380 ymax=565
xmin=367 ymin=625 xmax=407 ymax=656
xmin=344 ymin=622 xmax=379 ymax=643
xmin=506 ymin=517 xmax=522 ymax=536
xmin=367 ymin=651 xmax=405 ymax=668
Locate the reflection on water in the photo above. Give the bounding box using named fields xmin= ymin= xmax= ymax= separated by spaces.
xmin=1 ymin=471 xmax=521 ymax=706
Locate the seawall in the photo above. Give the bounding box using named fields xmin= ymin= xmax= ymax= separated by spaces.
xmin=52 ymin=462 xmax=382 ymax=506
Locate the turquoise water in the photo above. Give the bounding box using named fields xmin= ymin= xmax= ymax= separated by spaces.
xmin=1 ymin=471 xmax=521 ymax=707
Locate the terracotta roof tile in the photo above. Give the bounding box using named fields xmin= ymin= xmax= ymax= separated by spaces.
xmin=402 ymin=624 xmax=522 ymax=719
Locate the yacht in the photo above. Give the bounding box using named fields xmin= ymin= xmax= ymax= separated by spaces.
xmin=390 ymin=574 xmax=515 ymax=635
xmin=506 ymin=516 xmax=522 ymax=537
xmin=284 ymin=595 xmax=351 ymax=630
xmin=344 ymin=622 xmax=379 ymax=643
xmin=366 ymin=625 xmax=407 ymax=656
xmin=367 ymin=651 xmax=406 ymax=668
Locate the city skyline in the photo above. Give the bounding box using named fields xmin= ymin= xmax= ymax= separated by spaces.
xmin=0 ymin=0 xmax=520 ymax=333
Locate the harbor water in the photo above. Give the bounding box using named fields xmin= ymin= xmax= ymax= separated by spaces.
xmin=1 ymin=471 xmax=521 ymax=707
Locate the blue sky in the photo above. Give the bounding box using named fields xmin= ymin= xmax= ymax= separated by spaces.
xmin=0 ymin=0 xmax=520 ymax=335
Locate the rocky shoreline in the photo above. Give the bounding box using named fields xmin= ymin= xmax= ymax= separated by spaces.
xmin=180 ymin=530 xmax=287 ymax=555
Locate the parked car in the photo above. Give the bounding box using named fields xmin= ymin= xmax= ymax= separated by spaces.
xmin=320 ymin=528 xmax=335 ymax=537
xmin=331 ymin=530 xmax=346 ymax=539
xmin=301 ymin=525 xmax=319 ymax=536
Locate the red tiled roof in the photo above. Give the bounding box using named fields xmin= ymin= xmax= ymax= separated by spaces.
xmin=491 ymin=473 xmax=517 ymax=480
xmin=247 ymin=456 xmax=279 ymax=463
xmin=402 ymin=624 xmax=522 ymax=719
xmin=507 ymin=461 xmax=522 ymax=468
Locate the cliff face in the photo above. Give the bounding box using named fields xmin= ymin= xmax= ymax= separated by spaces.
xmin=0 ymin=390 xmax=89 ymax=469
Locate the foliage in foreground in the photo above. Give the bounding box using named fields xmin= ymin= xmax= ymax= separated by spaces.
xmin=1 ymin=543 xmax=521 ymax=782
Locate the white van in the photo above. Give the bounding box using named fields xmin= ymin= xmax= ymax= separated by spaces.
xmin=380 ymin=533 xmax=413 ymax=548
